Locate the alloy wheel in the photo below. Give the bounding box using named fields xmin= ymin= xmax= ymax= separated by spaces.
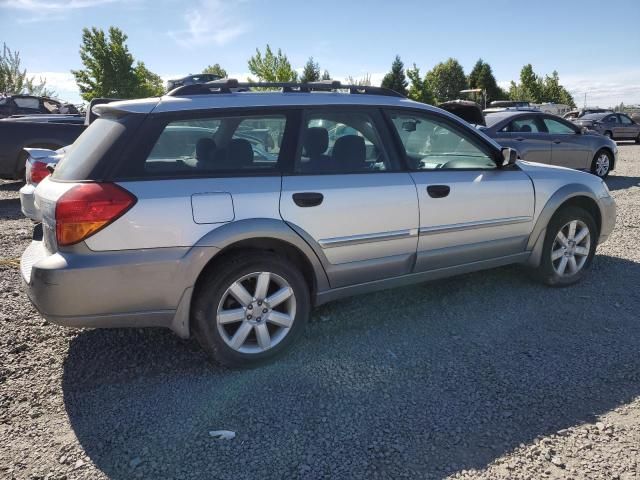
xmin=216 ymin=271 xmax=296 ymax=354
xmin=551 ymin=220 xmax=591 ymax=277
xmin=595 ymin=153 xmax=610 ymax=177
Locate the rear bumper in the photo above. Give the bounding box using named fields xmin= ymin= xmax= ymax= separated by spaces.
xmin=20 ymin=241 xmax=217 ymax=338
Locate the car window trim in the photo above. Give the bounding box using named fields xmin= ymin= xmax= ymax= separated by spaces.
xmin=382 ymin=107 xmax=504 ymax=172
xmin=285 ymin=105 xmax=403 ymax=176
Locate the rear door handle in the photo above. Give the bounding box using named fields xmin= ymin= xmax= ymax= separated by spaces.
xmin=553 ymin=140 xmax=562 ymax=144
xmin=426 ymin=185 xmax=450 ymax=198
xmin=292 ymin=192 xmax=324 ymax=207
xmin=514 ymin=137 xmax=525 ymax=141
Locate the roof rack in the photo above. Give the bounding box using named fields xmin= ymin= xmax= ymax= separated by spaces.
xmin=167 ymin=78 xmax=404 ymax=98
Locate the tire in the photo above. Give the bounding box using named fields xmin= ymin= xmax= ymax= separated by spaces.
xmin=533 ymin=206 xmax=597 ymax=287
xmin=192 ymin=251 xmax=310 ymax=367
xmin=590 ymin=149 xmax=612 ymax=178
xmin=635 ymin=133 xmax=640 ymax=144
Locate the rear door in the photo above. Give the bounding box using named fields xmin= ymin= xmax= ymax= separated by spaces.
xmin=386 ymin=109 xmax=534 ymax=271
xmin=279 ymin=107 xmax=419 ymax=288
xmin=492 ymin=115 xmax=552 ymax=164
xmin=542 ymin=116 xmax=591 ymax=169
xmin=618 ymin=114 xmax=637 ymax=139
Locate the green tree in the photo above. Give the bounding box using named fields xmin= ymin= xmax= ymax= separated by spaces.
xmin=203 ymin=63 xmax=227 ymax=78
xmin=381 ymin=55 xmax=408 ymax=96
xmin=300 ymin=56 xmax=320 ymax=83
xmin=542 ymin=70 xmax=576 ymax=108
xmin=0 ymin=43 xmax=53 ymax=96
xmin=426 ymin=58 xmax=468 ymax=103
xmin=134 ymin=62 xmax=164 ymax=97
xmin=71 ymin=26 xmax=163 ymax=101
xmin=321 ymin=70 xmax=331 ymax=81
xmin=518 ymin=63 xmax=543 ymax=102
xmin=468 ymin=59 xmax=505 ymax=105
xmin=406 ymin=63 xmax=434 ymax=104
xmin=247 ymin=45 xmax=297 ymax=82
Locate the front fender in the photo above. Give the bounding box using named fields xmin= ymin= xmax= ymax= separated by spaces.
xmin=526 ymin=183 xmax=601 ymax=267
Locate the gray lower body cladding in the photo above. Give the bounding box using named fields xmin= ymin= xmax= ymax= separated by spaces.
xmin=21 ymin=240 xmax=217 ymax=338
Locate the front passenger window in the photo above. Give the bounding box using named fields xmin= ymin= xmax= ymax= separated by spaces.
xmin=389 ymin=112 xmax=496 ymax=170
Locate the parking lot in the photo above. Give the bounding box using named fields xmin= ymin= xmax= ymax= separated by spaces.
xmin=0 ymin=145 xmax=638 ymax=479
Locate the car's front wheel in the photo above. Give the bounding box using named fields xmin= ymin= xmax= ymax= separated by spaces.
xmin=192 ymin=252 xmax=310 ymax=367
xmin=591 ymin=149 xmax=612 ymax=178
xmin=533 ymin=206 xmax=597 ymax=287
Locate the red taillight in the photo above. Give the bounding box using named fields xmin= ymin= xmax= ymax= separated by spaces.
xmin=55 ymin=183 xmax=136 ymax=246
xmin=27 ymin=160 xmax=51 ymax=184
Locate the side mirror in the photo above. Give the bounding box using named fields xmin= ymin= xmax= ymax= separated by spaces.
xmin=500 ymin=147 xmax=518 ymax=167
xmin=580 ymin=126 xmax=588 ymax=135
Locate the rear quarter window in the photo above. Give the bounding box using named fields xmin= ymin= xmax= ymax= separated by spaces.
xmin=52 ymin=116 xmax=126 ymax=181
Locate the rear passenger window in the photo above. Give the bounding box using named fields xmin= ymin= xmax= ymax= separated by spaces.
xmin=296 ymin=110 xmax=391 ymax=174
xmin=144 ymin=114 xmax=286 ymax=175
xmin=502 ymin=117 xmax=542 ymax=133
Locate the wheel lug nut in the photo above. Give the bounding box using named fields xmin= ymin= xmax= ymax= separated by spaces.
xmin=262 ymin=308 xmax=268 ymax=313
xmin=257 ymin=317 xmax=262 ymax=322
xmin=247 ymin=314 xmax=252 ymax=320
xmin=247 ymin=305 xmax=253 ymax=310
xmin=257 ymin=301 xmax=262 ymax=306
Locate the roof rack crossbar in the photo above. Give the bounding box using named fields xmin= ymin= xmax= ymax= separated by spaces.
xmin=167 ymin=79 xmax=404 ymax=98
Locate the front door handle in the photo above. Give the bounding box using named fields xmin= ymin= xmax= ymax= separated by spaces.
xmin=292 ymin=192 xmax=324 ymax=207
xmin=514 ymin=137 xmax=525 ymax=141
xmin=426 ymin=185 xmax=450 ymax=198
xmin=553 ymin=140 xmax=562 ymax=144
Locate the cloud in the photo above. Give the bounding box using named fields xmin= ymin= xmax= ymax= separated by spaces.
xmin=31 ymin=71 xmax=82 ymax=103
xmin=0 ymin=0 xmax=120 ymax=11
xmin=0 ymin=0 xmax=126 ymax=22
xmin=168 ymin=0 xmax=249 ymax=47
xmin=498 ymin=70 xmax=640 ymax=108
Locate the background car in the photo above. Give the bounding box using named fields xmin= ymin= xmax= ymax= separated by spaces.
xmin=166 ymin=73 xmax=223 ymax=92
xmin=563 ymin=108 xmax=612 ymax=121
xmin=19 ymin=147 xmax=67 ymax=220
xmin=574 ymin=112 xmax=640 ymax=142
xmin=481 ymin=110 xmax=618 ymax=178
xmin=0 ymin=95 xmax=79 ymax=118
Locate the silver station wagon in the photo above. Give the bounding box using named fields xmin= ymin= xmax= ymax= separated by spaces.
xmin=21 ymin=80 xmax=616 ymax=367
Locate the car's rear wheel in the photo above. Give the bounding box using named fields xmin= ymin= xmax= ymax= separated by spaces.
xmin=636 ymin=132 xmax=640 ymax=144
xmin=590 ymin=149 xmax=612 ymax=178
xmin=533 ymin=206 xmax=597 ymax=287
xmin=192 ymin=252 xmax=310 ymax=367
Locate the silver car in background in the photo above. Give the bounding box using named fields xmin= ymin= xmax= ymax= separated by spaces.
xmin=482 ymin=110 xmax=618 ymax=178
xmin=574 ymin=112 xmax=640 ymax=143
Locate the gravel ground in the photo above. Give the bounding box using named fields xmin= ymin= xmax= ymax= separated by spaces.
xmin=1 ymin=145 xmax=639 ymax=480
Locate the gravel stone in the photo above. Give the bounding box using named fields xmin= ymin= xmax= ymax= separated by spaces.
xmin=1 ymin=144 xmax=640 ymax=479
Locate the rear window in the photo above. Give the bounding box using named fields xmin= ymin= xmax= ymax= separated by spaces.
xmin=52 ymin=116 xmax=126 ymax=180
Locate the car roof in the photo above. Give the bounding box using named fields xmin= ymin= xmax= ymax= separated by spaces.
xmin=95 ymin=91 xmax=438 ymax=115
xmin=484 ymin=110 xmax=545 ymax=127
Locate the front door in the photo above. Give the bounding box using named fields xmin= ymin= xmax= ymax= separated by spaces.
xmin=542 ymin=116 xmax=591 ymax=169
xmin=492 ymin=115 xmax=552 ymax=164
xmin=280 ymin=108 xmax=419 ymax=288
xmin=386 ymin=110 xmax=535 ymax=272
